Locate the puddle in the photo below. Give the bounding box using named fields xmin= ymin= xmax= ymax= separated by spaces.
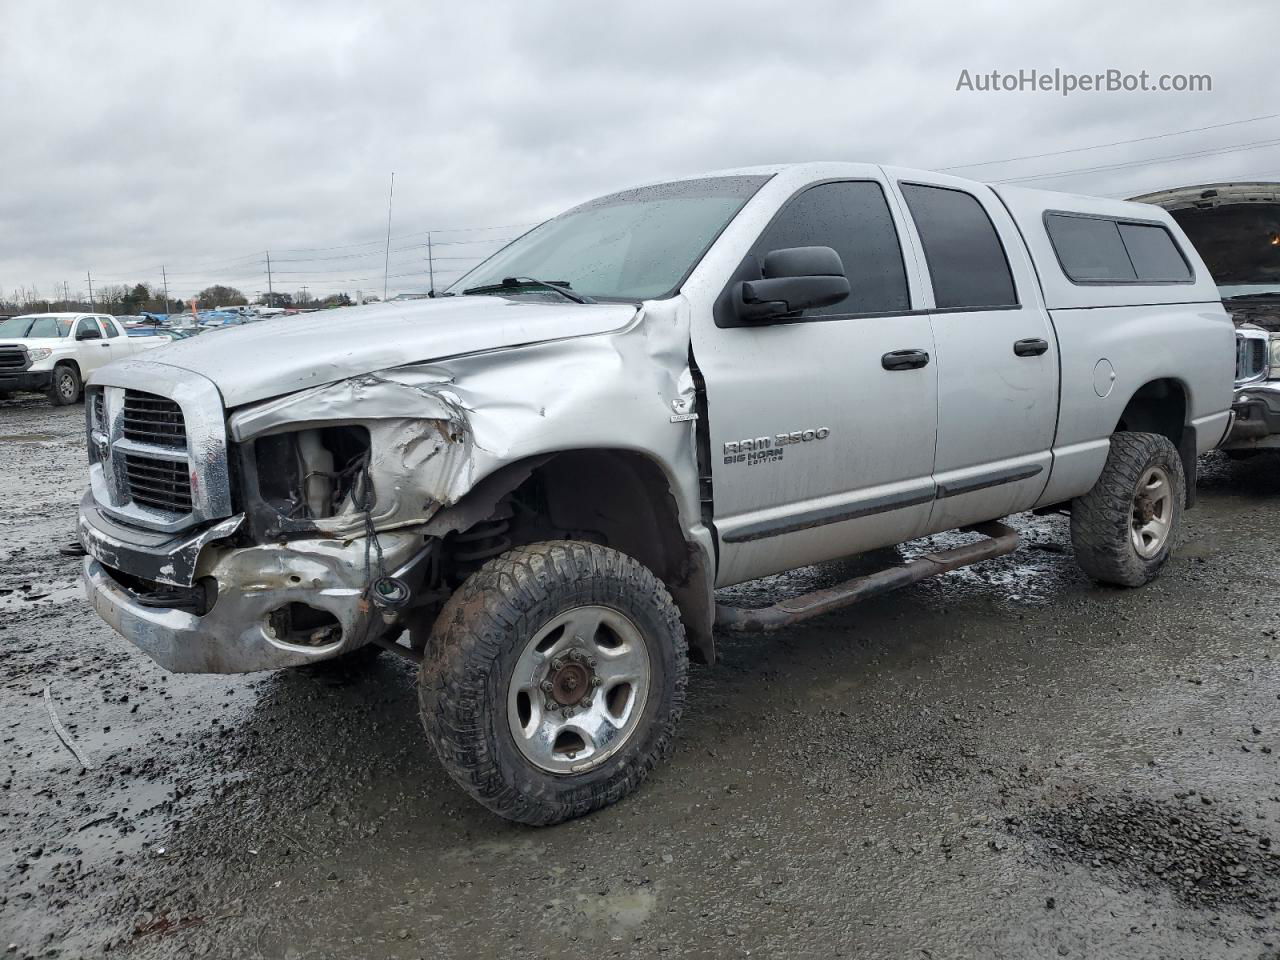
xmin=0 ymin=583 xmax=82 ymax=613
xmin=574 ymin=884 xmax=658 ymax=933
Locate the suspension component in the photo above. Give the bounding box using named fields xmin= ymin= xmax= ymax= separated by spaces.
xmin=451 ymin=500 xmax=514 ymax=563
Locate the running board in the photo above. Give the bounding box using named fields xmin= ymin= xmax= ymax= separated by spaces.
xmin=714 ymin=521 xmax=1020 ymax=633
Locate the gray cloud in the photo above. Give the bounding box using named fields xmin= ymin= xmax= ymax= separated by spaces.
xmin=2 ymin=0 xmax=1276 ymax=301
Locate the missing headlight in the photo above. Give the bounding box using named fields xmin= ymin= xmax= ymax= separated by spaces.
xmin=254 ymin=425 xmax=371 ymax=520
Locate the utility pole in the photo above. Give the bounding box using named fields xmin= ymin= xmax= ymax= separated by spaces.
xmin=161 ymin=265 xmax=170 ymax=312
xmin=62 ymin=281 xmax=70 ymax=305
xmin=427 ymin=232 xmax=435 ymax=294
xmin=87 ymin=270 xmax=95 ymax=309
xmin=383 ymin=171 xmax=395 ymax=301
xmin=265 ymin=251 xmax=274 ymax=306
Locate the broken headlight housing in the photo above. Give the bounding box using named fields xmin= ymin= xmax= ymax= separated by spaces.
xmin=248 ymin=426 xmax=372 ymax=529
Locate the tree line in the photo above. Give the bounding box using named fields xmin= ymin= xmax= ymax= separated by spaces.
xmin=1 ymin=283 xmax=353 ymax=315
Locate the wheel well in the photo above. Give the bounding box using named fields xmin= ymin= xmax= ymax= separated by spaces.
xmin=434 ymin=450 xmax=716 ymax=664
xmin=1113 ymin=378 xmax=1196 ymax=507
xmin=54 ymin=359 xmax=80 ymax=376
xmin=1115 ymin=378 xmax=1186 ymax=448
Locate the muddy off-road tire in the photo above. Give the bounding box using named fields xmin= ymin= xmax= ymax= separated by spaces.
xmin=1071 ymin=431 xmax=1185 ymax=588
xmin=47 ymin=364 xmax=81 ymax=406
xmin=420 ymin=541 xmax=687 ymax=826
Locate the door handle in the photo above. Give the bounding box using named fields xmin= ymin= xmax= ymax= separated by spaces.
xmin=1013 ymin=337 xmax=1049 ymax=357
xmin=100 ymin=343 xmax=111 ymax=348
xmin=881 ymin=349 xmax=930 ymax=371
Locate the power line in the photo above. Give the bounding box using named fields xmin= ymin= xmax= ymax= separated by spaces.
xmin=269 ymin=235 xmax=512 ymax=264
xmin=942 ymin=112 xmax=1280 ymax=171
xmin=994 ymin=136 xmax=1280 ymax=185
xmin=271 ymin=221 xmax=535 ymax=255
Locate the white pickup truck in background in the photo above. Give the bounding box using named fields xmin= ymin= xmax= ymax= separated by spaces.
xmin=0 ymin=313 xmax=169 ymax=405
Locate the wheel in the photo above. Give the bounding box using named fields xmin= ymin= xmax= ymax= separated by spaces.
xmin=420 ymin=541 xmax=687 ymax=825
xmin=1070 ymin=431 xmax=1184 ymax=587
xmin=47 ymin=364 xmax=81 ymax=406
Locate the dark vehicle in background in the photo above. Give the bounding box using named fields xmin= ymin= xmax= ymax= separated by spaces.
xmin=1133 ymin=182 xmax=1280 ymax=456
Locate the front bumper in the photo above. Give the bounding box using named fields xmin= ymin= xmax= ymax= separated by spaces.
xmin=1223 ymin=383 xmax=1280 ymax=450
xmin=79 ymin=491 xmax=429 ymax=673
xmin=0 ymin=369 xmax=51 ymax=393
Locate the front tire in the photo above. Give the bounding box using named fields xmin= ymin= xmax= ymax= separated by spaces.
xmin=419 ymin=541 xmax=687 ymax=825
xmin=47 ymin=364 xmax=81 ymax=406
xmin=1070 ymin=431 xmax=1184 ymax=587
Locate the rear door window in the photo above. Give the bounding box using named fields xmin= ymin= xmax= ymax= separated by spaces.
xmin=99 ymin=317 xmax=121 ymax=338
xmin=899 ymin=184 xmax=1018 ymax=310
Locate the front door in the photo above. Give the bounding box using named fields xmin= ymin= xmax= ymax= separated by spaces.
xmin=692 ymin=178 xmax=939 ymax=587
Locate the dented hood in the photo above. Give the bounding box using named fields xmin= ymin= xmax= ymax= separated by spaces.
xmin=133 ymin=295 xmax=638 ymax=407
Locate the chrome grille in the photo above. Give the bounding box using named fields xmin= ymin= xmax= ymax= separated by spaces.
xmin=1236 ymin=335 xmax=1267 ymax=383
xmin=86 ymin=363 xmax=231 ymax=534
xmin=123 ymin=454 xmax=193 ymax=513
xmin=122 ymin=389 xmax=187 ymax=448
xmin=0 ymin=346 xmax=27 ymax=371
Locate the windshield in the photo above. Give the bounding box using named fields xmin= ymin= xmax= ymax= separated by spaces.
xmin=0 ymin=315 xmax=71 ymax=338
xmin=449 ymin=175 xmax=771 ymax=301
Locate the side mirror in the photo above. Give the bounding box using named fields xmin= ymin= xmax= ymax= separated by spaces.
xmin=734 ymin=246 xmax=850 ymax=323
xmin=76 ymin=328 xmax=101 ymax=341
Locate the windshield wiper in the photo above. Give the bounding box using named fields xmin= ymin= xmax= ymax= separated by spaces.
xmin=462 ymin=276 xmax=594 ymax=304
xmin=1223 ymin=292 xmax=1280 ymax=301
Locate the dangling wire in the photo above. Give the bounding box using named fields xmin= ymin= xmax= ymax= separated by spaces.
xmin=353 ymin=457 xmax=409 ymax=617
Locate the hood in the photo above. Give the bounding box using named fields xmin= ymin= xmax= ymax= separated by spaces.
xmin=1132 ymin=182 xmax=1280 ymax=331
xmin=0 ymin=337 xmax=63 ymax=348
xmin=135 ymin=295 xmax=639 ymax=407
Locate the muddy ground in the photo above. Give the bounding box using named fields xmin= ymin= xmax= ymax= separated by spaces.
xmin=2 ymin=395 xmax=1278 ymax=960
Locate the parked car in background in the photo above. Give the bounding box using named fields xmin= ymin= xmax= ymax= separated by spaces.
xmin=0 ymin=312 xmax=170 ymax=405
xmin=80 ymin=163 xmax=1233 ymax=824
xmin=1131 ymin=181 xmax=1280 ymax=456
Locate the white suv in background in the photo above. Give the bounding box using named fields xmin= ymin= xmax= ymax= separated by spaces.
xmin=0 ymin=313 xmax=168 ymax=405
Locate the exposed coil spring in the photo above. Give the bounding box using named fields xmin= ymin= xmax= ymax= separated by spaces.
xmin=452 ymin=503 xmax=514 ymax=563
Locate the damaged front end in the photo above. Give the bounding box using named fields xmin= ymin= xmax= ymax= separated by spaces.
xmin=79 ymin=361 xmax=468 ymax=673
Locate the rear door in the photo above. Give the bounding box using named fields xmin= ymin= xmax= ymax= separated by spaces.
xmin=885 ymin=172 xmax=1058 ymax=531
xmin=73 ymin=316 xmax=113 ymax=374
xmin=693 ymin=177 xmax=940 ymax=586
xmin=97 ymin=316 xmax=128 ymax=359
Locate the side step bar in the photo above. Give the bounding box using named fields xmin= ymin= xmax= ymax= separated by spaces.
xmin=714 ymin=521 xmax=1020 ymax=633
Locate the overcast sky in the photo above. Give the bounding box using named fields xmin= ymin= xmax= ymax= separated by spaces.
xmin=1 ymin=0 xmax=1276 ymax=303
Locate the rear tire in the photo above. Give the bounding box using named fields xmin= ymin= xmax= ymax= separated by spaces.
xmin=47 ymin=364 xmax=81 ymax=406
xmin=1070 ymin=431 xmax=1184 ymax=587
xmin=419 ymin=541 xmax=687 ymax=825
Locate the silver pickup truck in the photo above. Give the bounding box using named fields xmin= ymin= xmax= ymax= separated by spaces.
xmin=78 ymin=163 xmax=1233 ymax=824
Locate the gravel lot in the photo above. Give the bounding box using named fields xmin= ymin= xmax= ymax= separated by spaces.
xmin=2 ymin=396 xmax=1279 ymax=959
